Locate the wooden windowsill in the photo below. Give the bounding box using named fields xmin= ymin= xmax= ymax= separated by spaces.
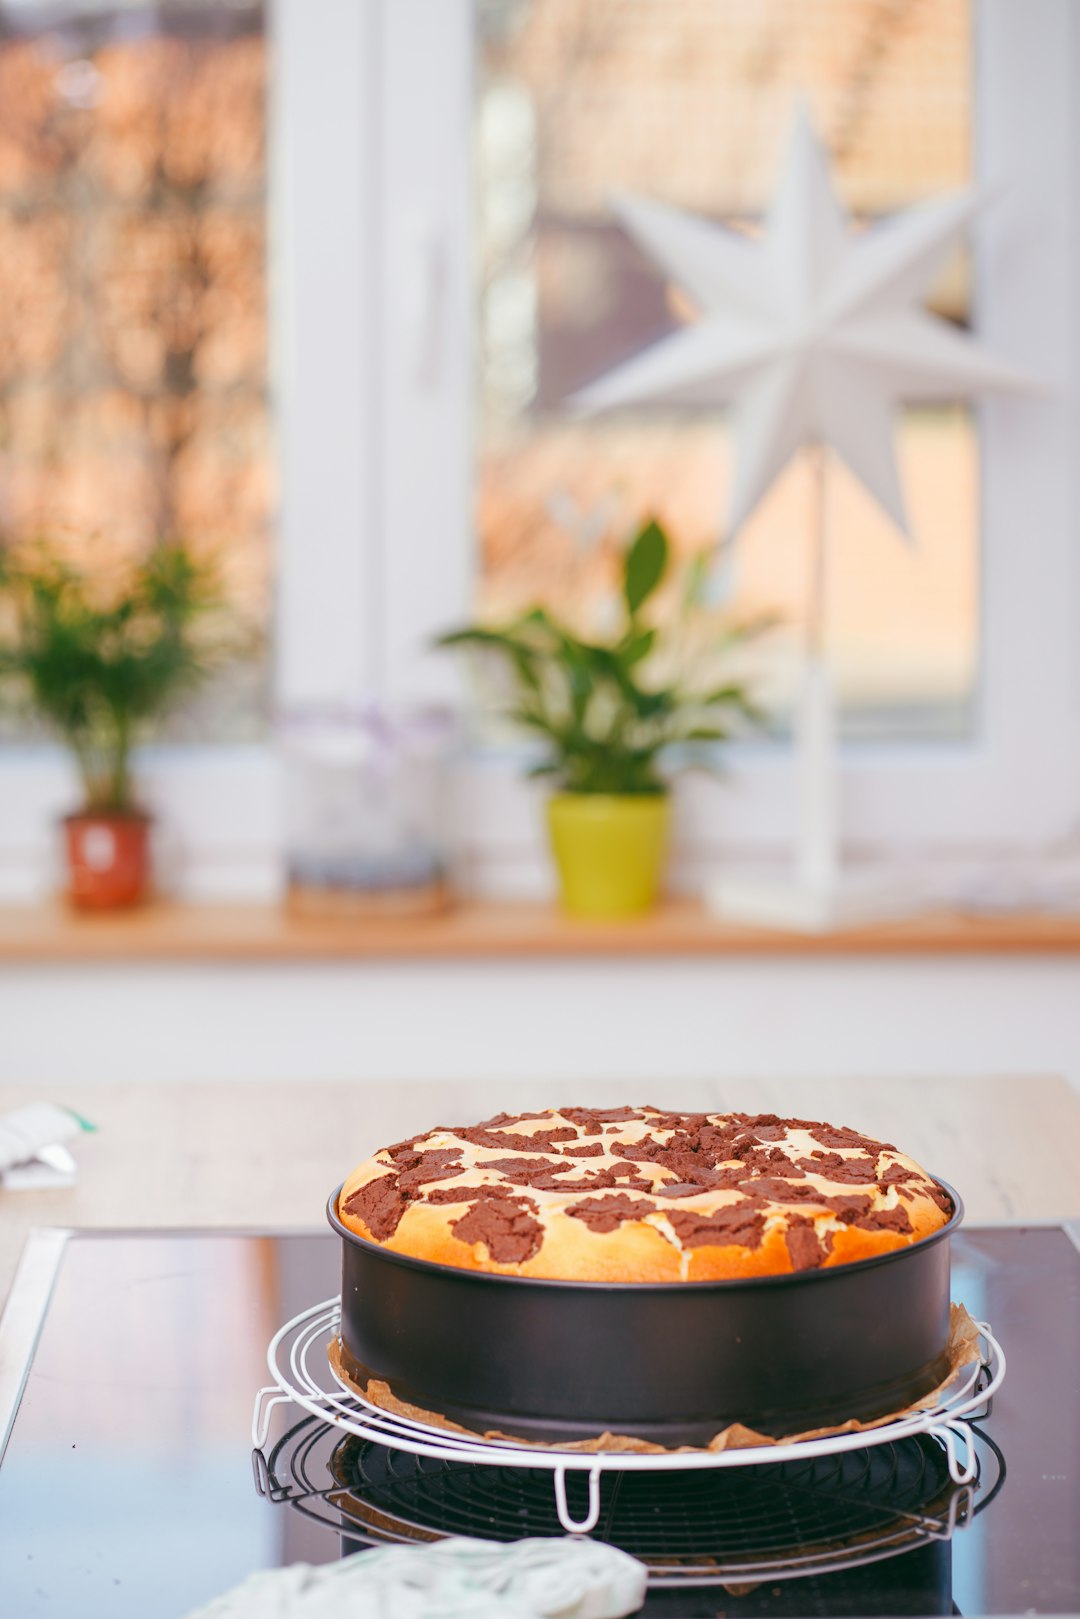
xmin=4 ymin=896 xmax=1080 ymax=963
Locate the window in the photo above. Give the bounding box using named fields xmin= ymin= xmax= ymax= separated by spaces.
xmin=378 ymin=0 xmax=1080 ymax=879
xmin=0 ymin=0 xmax=271 ymax=744
xmin=476 ymin=0 xmax=977 ymax=742
xmin=1 ymin=0 xmax=1076 ymax=900
xmin=0 ymin=0 xmax=274 ymax=899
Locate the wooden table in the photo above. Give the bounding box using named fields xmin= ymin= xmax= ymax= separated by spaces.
xmin=2 ymin=1076 xmax=1078 ymax=1309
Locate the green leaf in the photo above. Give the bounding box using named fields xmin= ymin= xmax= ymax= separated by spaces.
xmin=433 ymin=514 xmax=772 ymax=792
xmin=558 ymin=636 xmax=594 ymax=724
xmin=0 ymin=539 xmax=231 ymax=812
xmin=511 ymin=707 xmax=564 ymax=740
xmin=626 ymin=684 xmax=677 ymax=720
xmin=436 ymin=626 xmax=543 ymax=698
xmin=682 ymin=550 xmax=710 ymax=610
xmin=623 ymin=519 xmax=669 ymax=617
xmin=616 ymin=627 xmax=656 ymax=668
xmin=511 ymin=606 xmax=560 ymax=638
xmin=699 ymin=683 xmax=765 ymax=723
xmin=436 ymin=627 xmax=528 ymax=653
xmin=700 ymin=683 xmax=750 ymax=706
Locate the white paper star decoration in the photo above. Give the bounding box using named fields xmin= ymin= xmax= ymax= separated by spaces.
xmin=573 ymin=107 xmax=1035 ymax=537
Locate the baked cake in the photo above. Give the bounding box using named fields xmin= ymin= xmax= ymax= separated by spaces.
xmin=337 ymin=1106 xmax=953 ymax=1283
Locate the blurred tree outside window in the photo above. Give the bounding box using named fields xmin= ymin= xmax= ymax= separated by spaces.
xmin=477 ymin=0 xmax=975 ymax=741
xmin=0 ymin=0 xmax=270 ymax=742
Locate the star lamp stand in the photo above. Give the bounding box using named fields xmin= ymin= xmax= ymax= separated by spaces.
xmin=707 ymin=445 xmax=915 ymax=933
xmin=570 ymin=110 xmax=1036 ymax=934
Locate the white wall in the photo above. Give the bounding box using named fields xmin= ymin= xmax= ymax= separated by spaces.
xmin=2 ymin=956 xmax=1079 ymax=1092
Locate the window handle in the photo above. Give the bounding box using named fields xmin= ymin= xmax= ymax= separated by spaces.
xmin=401 ymin=211 xmax=447 ymax=388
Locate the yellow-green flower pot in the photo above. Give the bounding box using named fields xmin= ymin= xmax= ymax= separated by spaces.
xmin=547 ymin=793 xmax=671 ymax=918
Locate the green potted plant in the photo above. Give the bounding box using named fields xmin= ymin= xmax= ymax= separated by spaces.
xmin=0 ymin=541 xmax=228 ymax=909
xmin=439 ymin=518 xmax=768 ymax=917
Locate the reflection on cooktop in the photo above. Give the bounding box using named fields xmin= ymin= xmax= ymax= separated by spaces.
xmin=0 ymin=1226 xmax=1076 ymax=1617
xmin=256 ymin=1409 xmax=1004 ymax=1614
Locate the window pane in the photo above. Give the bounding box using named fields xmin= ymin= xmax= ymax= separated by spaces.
xmin=0 ymin=0 xmax=270 ymax=741
xmin=477 ymin=0 xmax=974 ymax=740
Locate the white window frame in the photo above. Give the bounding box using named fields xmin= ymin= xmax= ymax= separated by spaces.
xmin=0 ymin=0 xmax=1076 ymax=902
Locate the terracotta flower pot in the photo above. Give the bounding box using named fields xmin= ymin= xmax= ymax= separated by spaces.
xmin=63 ymin=811 xmax=153 ymax=910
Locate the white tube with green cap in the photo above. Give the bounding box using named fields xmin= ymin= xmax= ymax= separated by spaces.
xmin=0 ymin=1104 xmax=96 ymax=1188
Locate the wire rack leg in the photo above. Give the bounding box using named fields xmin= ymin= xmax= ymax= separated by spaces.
xmin=972 ymin=1320 xmax=997 ymax=1417
xmin=251 ymin=1446 xmax=272 ymax=1498
xmin=939 ymin=1419 xmax=977 ymax=1484
xmin=553 ymin=1465 xmax=602 ymax=1534
xmin=252 ymin=1385 xmax=292 ymax=1449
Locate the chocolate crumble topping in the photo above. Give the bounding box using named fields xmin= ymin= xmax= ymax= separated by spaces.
xmin=808 ymin=1123 xmax=893 ymax=1153
xmin=558 ymin=1106 xmax=641 ymax=1124
xmin=382 ymin=1134 xmax=428 ymax=1161
xmin=785 ymin=1215 xmax=832 ymax=1272
xmin=741 ymin=1177 xmax=829 ymax=1205
xmin=824 ymin=1193 xmax=875 ymax=1223
xmin=733 ymin=1112 xmax=811 ymax=1141
xmin=734 ymin=1144 xmax=806 ymax=1176
xmin=343 ymin=1174 xmax=408 ymax=1241
xmin=665 ymin=1205 xmax=766 ymax=1250
xmin=923 ymin=1181 xmax=954 ymax=1217
xmin=341 ymin=1106 xmax=949 ymax=1272
xmin=479 ymin=1156 xmax=572 ymax=1187
xmin=343 ymin=1147 xmax=468 ymax=1239
xmin=541 ymin=1164 xmax=650 ymax=1192
xmin=648 ymin=1181 xmax=726 ymax=1199
xmin=855 ymin=1205 xmax=914 ymax=1235
xmin=425 ymin=1185 xmax=492 ymax=1204
xmin=879 ymin=1162 xmax=920 ymax=1186
xmin=450 ymin=1192 xmax=543 ymax=1264
xmin=473 ymin=1110 xmax=555 ymax=1128
xmin=798 ymin=1152 xmax=879 ymax=1184
xmin=457 ymin=1126 xmax=578 ymax=1154
xmin=393 ymin=1149 xmax=465 ymax=1195
xmin=640 ymin=1110 xmax=710 ymax=1133
xmin=566 ymin=1194 xmax=658 ymax=1233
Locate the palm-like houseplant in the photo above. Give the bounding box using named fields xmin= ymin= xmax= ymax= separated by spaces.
xmin=0 ymin=541 xmax=228 ymax=907
xmin=440 ymin=518 xmax=768 ymax=916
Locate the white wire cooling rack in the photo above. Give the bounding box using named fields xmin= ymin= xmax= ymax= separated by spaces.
xmin=252 ymin=1298 xmax=1005 ymax=1536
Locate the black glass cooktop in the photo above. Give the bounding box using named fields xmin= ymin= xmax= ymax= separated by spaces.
xmin=0 ymin=1225 xmax=1077 ymax=1618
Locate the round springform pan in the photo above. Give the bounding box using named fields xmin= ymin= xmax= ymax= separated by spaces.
xmin=328 ymin=1179 xmax=962 ymax=1447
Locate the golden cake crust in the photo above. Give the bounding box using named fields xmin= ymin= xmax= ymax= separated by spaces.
xmin=337 ymin=1106 xmax=953 ymax=1282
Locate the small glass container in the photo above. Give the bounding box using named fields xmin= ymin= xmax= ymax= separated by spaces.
xmin=281 ymin=705 xmax=455 ymax=918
